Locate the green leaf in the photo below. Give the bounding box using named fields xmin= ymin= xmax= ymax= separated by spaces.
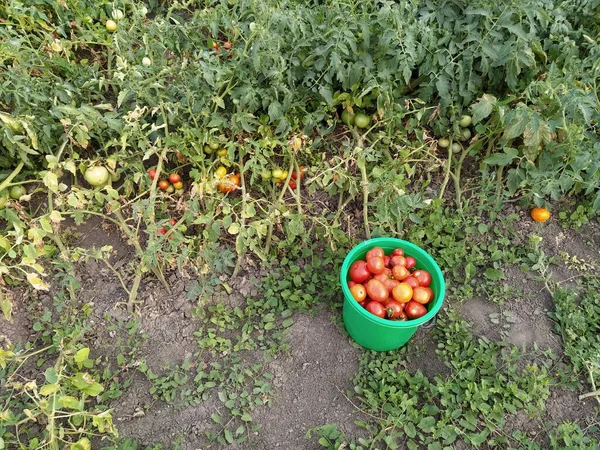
xmin=469 ymin=428 xmax=490 ymax=447
xmin=241 ymin=412 xmax=252 ymax=421
xmin=282 ymin=318 xmax=294 ymax=328
xmin=70 ymin=437 xmax=91 ymax=450
xmin=484 ymin=268 xmax=504 ymax=280
xmin=26 ymin=273 xmax=49 ymax=291
xmin=483 ymin=147 xmax=519 ymax=166
xmin=224 ymin=428 xmax=234 ymax=443
xmin=42 ymin=171 xmax=59 ymax=193
xmin=44 ymin=367 xmax=59 ymax=384
xmin=74 ymin=348 xmax=90 ymax=364
xmin=470 ymin=94 xmax=496 ymax=124
xmin=39 ymin=383 xmax=60 ymax=396
xmin=418 ymin=416 xmax=436 ymax=433
xmin=211 ymin=413 xmax=222 ymax=424
xmin=0 ymin=294 xmax=12 ymax=321
xmin=58 ymin=395 xmax=81 ymax=410
xmin=404 ymin=422 xmax=416 ymax=438
xmin=70 ymin=372 xmax=104 ymax=396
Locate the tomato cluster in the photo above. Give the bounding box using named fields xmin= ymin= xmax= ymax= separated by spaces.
xmin=148 ymin=169 xmax=185 ymax=194
xmin=347 ymin=247 xmax=434 ymax=321
xmin=215 ymin=166 xmax=241 ymax=193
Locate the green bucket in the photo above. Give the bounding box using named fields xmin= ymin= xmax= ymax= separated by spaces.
xmin=341 ymin=238 xmax=445 ymax=351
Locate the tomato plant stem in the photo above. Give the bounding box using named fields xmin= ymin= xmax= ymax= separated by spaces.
xmin=438 ymin=146 xmax=452 ymax=200
xmin=358 ymin=154 xmax=371 ymax=240
xmin=232 ymin=147 xmax=248 ymax=278
xmin=0 ymin=162 xmax=24 ymax=193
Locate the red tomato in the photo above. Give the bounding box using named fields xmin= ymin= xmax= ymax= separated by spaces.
xmin=392 ymin=282 xmax=413 ymax=303
xmin=405 ymin=256 xmax=417 ymax=269
xmin=158 ymin=180 xmax=170 ymax=190
xmin=392 ymin=265 xmax=410 ymax=281
xmin=168 ymin=173 xmax=181 ymax=183
xmin=169 ymin=218 xmax=177 ymax=226
xmin=383 ymin=300 xmax=405 ymax=319
xmin=405 ymin=300 xmax=427 ymax=319
xmin=366 ymin=247 xmax=385 ymax=260
xmin=365 ymin=301 xmax=386 ymax=318
xmin=289 ymin=180 xmax=297 ymax=189
xmin=349 ymin=261 xmax=370 ymax=283
xmin=423 ymin=287 xmax=434 ymax=299
xmin=390 ymin=255 xmax=406 ymax=267
xmin=347 ymin=281 xmax=356 ymax=288
xmin=350 ymin=284 xmax=367 ymax=302
xmin=157 ymin=227 xmax=167 ymax=235
xmin=374 ymin=273 xmax=390 ymax=284
xmin=359 ymin=300 xmax=368 ymax=308
xmin=366 ymin=256 xmax=385 ymax=274
xmin=404 ymin=276 xmax=420 ymax=288
xmin=392 ymin=248 xmax=405 ymax=256
xmin=413 ymin=270 xmax=432 ymax=287
xmin=383 ymin=256 xmax=391 ymax=268
xmin=412 ymin=287 xmax=432 ymax=304
xmin=148 ymin=168 xmax=157 ymax=180
xmin=366 ymin=279 xmax=389 ymax=303
xmin=384 ymin=278 xmax=399 ymax=294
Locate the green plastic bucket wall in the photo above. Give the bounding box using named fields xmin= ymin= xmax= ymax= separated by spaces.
xmin=341 ymin=238 xmax=445 ymax=351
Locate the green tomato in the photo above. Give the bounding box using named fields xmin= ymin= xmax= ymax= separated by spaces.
xmin=142 ymin=57 xmax=152 ymax=66
xmin=179 ymin=225 xmax=188 ymax=233
xmin=354 ymin=113 xmax=371 ymax=129
xmin=438 ymin=138 xmax=450 ymax=148
xmin=451 ymin=143 xmax=463 ymax=154
xmin=110 ymin=170 xmax=121 ymax=182
xmin=111 ymin=9 xmax=124 ymax=20
xmin=209 ymin=141 xmax=220 ymax=150
xmin=105 ymin=19 xmax=117 ymax=32
xmin=272 ymin=169 xmax=283 ymax=179
xmin=461 ymin=128 xmax=472 ymax=141
xmin=0 ymin=195 xmax=7 ymax=209
xmin=458 ymin=115 xmax=472 ymax=127
xmin=166 ymin=185 xmax=175 ymax=194
xmin=84 ymin=166 xmax=110 ymax=187
xmin=204 ymin=145 xmax=214 ymax=155
xmin=9 ymin=185 xmax=26 ymax=200
xmin=261 ymin=169 xmax=272 ymax=180
xmin=341 ymin=110 xmax=354 ymax=126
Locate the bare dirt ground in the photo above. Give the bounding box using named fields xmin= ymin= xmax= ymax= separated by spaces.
xmin=2 ymin=215 xmax=600 ymax=449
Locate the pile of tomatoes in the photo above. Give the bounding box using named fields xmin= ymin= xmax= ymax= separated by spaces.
xmin=347 ymin=247 xmax=434 ymax=321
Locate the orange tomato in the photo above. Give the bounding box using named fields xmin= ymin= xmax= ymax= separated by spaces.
xmin=531 ymin=207 xmax=551 ymax=223
xmin=349 ymin=284 xmax=367 ymax=302
xmin=392 ymin=282 xmax=413 ymax=303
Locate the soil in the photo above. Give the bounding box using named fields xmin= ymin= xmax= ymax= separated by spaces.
xmin=2 ymin=214 xmax=600 ymax=449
